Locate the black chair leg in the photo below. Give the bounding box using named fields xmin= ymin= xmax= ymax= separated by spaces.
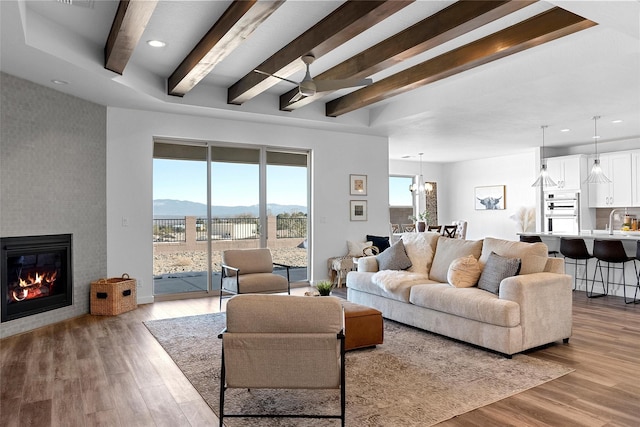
xmin=588 ymin=260 xmax=607 ymax=298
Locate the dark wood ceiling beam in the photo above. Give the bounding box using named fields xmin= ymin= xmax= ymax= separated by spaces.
xmin=281 ymin=0 xmax=537 ymax=111
xmin=105 ymin=0 xmax=158 ymax=75
xmin=326 ymin=7 xmax=597 ymax=117
xmin=168 ymin=1 xmax=284 ymax=97
xmin=227 ymin=0 xmax=414 ymax=105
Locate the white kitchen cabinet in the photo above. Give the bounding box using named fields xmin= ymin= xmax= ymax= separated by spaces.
xmin=546 ymin=155 xmax=585 ymax=190
xmin=632 ymin=150 xmax=640 ymax=207
xmin=588 ymin=151 xmax=632 ymax=208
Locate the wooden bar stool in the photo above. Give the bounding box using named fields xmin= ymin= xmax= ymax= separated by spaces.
xmin=591 ymin=239 xmax=638 ymax=303
xmin=559 ymin=237 xmax=593 ymax=291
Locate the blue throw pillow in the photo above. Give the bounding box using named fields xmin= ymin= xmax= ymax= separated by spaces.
xmin=367 ymin=234 xmax=391 ymax=252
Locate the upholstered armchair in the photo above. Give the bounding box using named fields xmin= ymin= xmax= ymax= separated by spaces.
xmin=218 ymin=294 xmax=346 ymax=426
xmin=219 ymin=248 xmax=290 ymax=309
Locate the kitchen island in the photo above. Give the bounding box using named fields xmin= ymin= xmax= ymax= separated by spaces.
xmin=518 ymin=231 xmax=639 ymax=300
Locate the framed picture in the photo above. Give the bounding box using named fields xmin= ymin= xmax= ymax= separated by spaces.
xmin=350 ymin=200 xmax=368 ymax=221
xmin=475 ymin=185 xmax=505 ymax=210
xmin=350 ymin=174 xmax=367 ymax=196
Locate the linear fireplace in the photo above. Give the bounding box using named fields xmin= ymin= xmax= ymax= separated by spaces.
xmin=1 ymin=234 xmax=73 ymax=323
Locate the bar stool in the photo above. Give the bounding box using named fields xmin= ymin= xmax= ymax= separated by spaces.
xmin=591 ymin=239 xmax=638 ymax=303
xmin=634 ymin=240 xmax=640 ymax=303
xmin=519 ymin=235 xmax=560 ymax=257
xmin=559 ymin=238 xmax=593 ymax=291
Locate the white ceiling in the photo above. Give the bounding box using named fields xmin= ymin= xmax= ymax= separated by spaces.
xmin=1 ymin=0 xmax=638 ymax=163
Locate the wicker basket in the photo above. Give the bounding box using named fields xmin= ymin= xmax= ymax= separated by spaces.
xmin=90 ymin=273 xmax=137 ymax=315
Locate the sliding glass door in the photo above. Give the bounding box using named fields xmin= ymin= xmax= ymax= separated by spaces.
xmin=153 ymin=143 xmax=209 ymax=297
xmin=153 ymin=141 xmax=309 ymax=299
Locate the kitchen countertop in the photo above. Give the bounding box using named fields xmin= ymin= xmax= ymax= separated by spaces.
xmin=519 ymin=231 xmax=640 ymax=241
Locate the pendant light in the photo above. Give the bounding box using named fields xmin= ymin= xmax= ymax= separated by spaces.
xmin=585 ymin=115 xmax=611 ymax=184
xmin=409 ymin=153 xmax=426 ymax=194
xmin=531 ymin=125 xmax=557 ymax=187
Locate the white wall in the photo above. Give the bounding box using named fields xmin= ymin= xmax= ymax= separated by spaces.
xmin=106 ymin=108 xmax=389 ymax=303
xmin=442 ymin=150 xmax=540 ymax=240
xmin=391 ymin=152 xmax=540 ymax=240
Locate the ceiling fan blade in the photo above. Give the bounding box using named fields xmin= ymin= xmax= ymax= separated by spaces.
xmin=314 ymin=78 xmax=373 ymax=92
xmin=253 ymin=69 xmax=299 ymax=86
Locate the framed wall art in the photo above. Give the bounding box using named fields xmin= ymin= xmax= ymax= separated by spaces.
xmin=475 ymin=185 xmax=505 ymax=210
xmin=350 ymin=174 xmax=367 ymax=196
xmin=350 ymin=200 xmax=368 ymax=221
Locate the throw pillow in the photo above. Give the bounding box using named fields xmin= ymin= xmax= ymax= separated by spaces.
xmin=477 ymin=251 xmax=521 ymax=295
xmin=347 ymin=240 xmax=373 ymax=257
xmin=400 ymin=232 xmax=440 ymax=275
xmin=447 ymin=255 xmax=481 ymax=288
xmin=366 ymin=234 xmax=391 ymax=252
xmin=429 ymin=237 xmax=483 ymax=283
xmin=479 ymin=237 xmax=547 ymax=275
xmin=376 ymin=240 xmax=412 ymax=271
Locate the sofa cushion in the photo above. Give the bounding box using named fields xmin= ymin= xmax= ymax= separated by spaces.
xmin=367 ymin=234 xmax=390 ymax=252
xmin=447 ymin=255 xmax=481 ymax=288
xmin=429 ymin=238 xmax=483 ymax=283
xmin=477 ymin=252 xmax=521 ymax=295
xmin=376 ymin=240 xmax=412 ymax=271
xmin=479 ymin=237 xmax=547 ymax=275
xmin=400 ymin=232 xmax=440 ymax=275
xmin=347 ymin=271 xmax=436 ymax=302
xmin=409 ymin=283 xmax=521 ymax=328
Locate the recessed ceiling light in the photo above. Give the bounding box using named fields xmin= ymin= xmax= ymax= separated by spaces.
xmin=611 ymin=119 xmax=623 ymax=123
xmin=560 ymin=128 xmax=570 ymax=132
xmin=51 ymin=79 xmax=68 ymax=85
xmin=147 ymin=40 xmax=166 ymax=48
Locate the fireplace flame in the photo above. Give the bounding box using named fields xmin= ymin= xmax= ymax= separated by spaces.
xmin=11 ymin=270 xmax=57 ymax=302
xmin=19 ymin=271 xmax=57 ymax=288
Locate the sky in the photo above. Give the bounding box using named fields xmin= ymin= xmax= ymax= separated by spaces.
xmin=389 ymin=176 xmax=413 ymax=206
xmin=154 ymin=159 xmax=413 ymax=207
xmin=153 ymin=159 xmax=307 ymax=206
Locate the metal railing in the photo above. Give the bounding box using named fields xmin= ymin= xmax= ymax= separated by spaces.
xmin=196 ymin=218 xmax=259 ymax=241
xmin=276 ymin=217 xmax=307 ymax=238
xmin=153 ymin=218 xmax=186 ymax=242
xmin=154 ymin=216 xmax=307 ymax=242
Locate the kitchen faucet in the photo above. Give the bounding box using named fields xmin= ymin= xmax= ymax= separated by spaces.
xmin=608 ymin=208 xmax=624 ymax=235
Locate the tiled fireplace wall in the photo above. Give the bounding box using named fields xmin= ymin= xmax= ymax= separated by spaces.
xmin=0 ymin=72 xmax=107 ymax=338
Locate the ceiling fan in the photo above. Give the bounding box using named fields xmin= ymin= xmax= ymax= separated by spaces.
xmin=254 ymin=54 xmax=373 ymax=103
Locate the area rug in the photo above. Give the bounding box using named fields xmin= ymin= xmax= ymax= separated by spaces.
xmin=144 ymin=313 xmax=573 ymax=426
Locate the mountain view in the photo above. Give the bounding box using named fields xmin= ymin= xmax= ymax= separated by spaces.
xmin=153 ymin=199 xmax=307 ymax=218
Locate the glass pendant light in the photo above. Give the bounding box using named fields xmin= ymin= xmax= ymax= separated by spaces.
xmin=531 ymin=125 xmax=557 ymax=187
xmin=585 ymin=116 xmax=611 ymax=184
xmin=409 ymin=153 xmax=426 ymax=194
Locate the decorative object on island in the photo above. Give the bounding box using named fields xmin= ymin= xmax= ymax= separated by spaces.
xmin=315 ymin=280 xmax=334 ymax=296
xmin=585 ymin=115 xmax=611 ymax=184
xmin=350 ymin=174 xmax=367 ymax=195
xmin=510 ymin=206 xmax=536 ymax=232
xmin=531 ymin=125 xmax=557 ymax=188
xmin=475 ymin=185 xmax=506 ymax=210
xmin=350 ymin=200 xmax=367 ymax=221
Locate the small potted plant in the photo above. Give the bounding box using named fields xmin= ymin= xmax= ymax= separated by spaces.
xmin=315 ymin=280 xmax=334 ymax=296
xmin=410 ymin=211 xmax=430 ymax=232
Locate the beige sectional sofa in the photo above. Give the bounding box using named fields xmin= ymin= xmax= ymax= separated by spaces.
xmin=346 ymin=234 xmax=573 ymax=356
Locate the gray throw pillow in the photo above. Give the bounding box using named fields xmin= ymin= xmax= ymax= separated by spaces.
xmin=477 ymin=251 xmax=521 ymax=295
xmin=376 ymin=239 xmax=412 ymax=271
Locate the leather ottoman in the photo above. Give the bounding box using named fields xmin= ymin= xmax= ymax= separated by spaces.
xmin=342 ymin=301 xmax=384 ymax=351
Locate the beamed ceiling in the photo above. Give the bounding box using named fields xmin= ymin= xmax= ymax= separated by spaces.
xmin=1 ymin=1 xmax=639 ymax=162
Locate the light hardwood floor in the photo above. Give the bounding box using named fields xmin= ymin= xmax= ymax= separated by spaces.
xmin=1 ymin=288 xmax=639 ymax=427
